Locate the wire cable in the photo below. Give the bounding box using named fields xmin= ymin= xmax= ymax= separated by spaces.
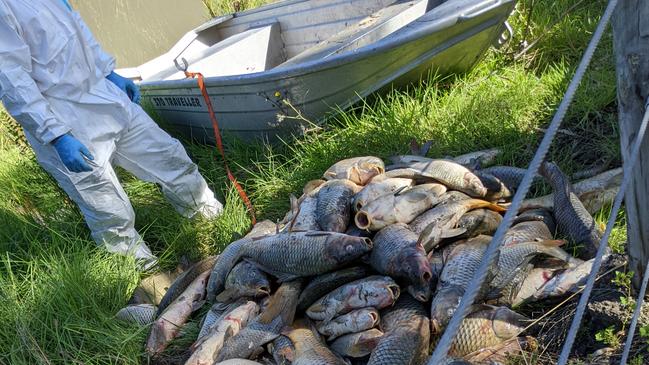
xmin=427 ymin=0 xmax=619 ymax=362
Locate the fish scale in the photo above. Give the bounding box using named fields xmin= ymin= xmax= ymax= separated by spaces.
xmin=502 ymin=221 xmax=554 ymax=246
xmin=290 ymin=195 xmax=320 ymax=231
xmin=297 ymin=266 xmax=371 ymax=312
xmin=402 ymin=160 xmax=487 ymax=197
xmin=207 ymin=238 xmax=253 ymax=302
xmin=216 ymin=280 xmax=302 ymax=361
xmin=271 ymin=335 xmax=295 ymax=365
xmin=158 ymin=256 xmax=217 ymax=316
xmin=243 ymin=232 xmax=373 ymax=281
xmin=316 ymin=179 xmax=358 ymax=232
xmin=370 ymin=224 xmax=431 ymax=300
xmin=286 ymin=323 xmax=347 ymax=365
xmin=368 ymin=295 xmax=429 ymax=365
xmin=539 ymin=161 xmax=603 ymax=259
xmin=440 ymin=306 xmax=527 ymax=357
xmin=431 ymin=236 xmax=497 ymax=333
xmin=491 ymin=240 xmax=573 ymax=291
xmin=215 ymin=261 xmax=270 ymax=302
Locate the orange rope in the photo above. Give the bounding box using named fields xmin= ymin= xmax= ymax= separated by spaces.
xmin=185 ymin=71 xmax=256 ymax=225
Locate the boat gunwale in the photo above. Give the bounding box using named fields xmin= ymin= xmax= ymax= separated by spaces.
xmin=140 ymin=0 xmax=513 ymax=91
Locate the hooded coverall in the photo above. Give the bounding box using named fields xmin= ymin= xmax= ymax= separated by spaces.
xmin=0 ymin=0 xmax=223 ymax=265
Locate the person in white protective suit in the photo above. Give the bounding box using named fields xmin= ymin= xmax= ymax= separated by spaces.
xmin=0 ymin=0 xmax=224 ymax=270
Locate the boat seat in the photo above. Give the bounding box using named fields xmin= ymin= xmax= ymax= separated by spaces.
xmin=146 ymin=22 xmax=285 ymax=81
xmin=276 ymin=0 xmax=428 ymax=68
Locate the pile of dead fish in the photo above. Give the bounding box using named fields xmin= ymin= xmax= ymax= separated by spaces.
xmin=116 ymin=148 xmax=622 ymax=365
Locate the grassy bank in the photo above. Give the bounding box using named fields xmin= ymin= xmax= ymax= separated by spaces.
xmin=0 ymin=0 xmax=627 ymax=363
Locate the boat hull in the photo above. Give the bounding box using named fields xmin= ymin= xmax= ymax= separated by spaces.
xmin=140 ymin=0 xmax=515 ymax=143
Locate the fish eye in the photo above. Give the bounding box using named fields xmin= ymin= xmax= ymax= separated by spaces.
xmin=346 ymin=245 xmax=354 ymax=252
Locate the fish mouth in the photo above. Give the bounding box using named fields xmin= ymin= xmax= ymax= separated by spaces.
xmin=421 ymin=270 xmax=432 ymax=283
xmin=369 ymin=310 xmax=379 ymax=325
xmin=355 ymin=201 xmax=364 ymax=211
xmin=355 ymin=212 xmax=371 ymax=230
xmin=387 ymin=284 xmax=401 ymax=300
xmin=362 ymin=237 xmax=373 ymax=249
xmin=258 ymin=285 xmax=271 ymax=296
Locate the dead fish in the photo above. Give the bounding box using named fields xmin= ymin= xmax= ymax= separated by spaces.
xmin=245 ymin=220 xmax=279 ymax=238
xmin=316 ymin=179 xmax=360 ymax=232
xmin=465 ymin=336 xmax=538 ymax=364
xmin=345 ymin=224 xmax=373 ymax=238
xmin=214 ymin=360 xmax=264 ymax=365
xmin=323 ymin=156 xmax=385 ymax=185
xmin=270 ymin=335 xmax=295 ymax=365
xmin=520 ymin=168 xmax=622 ymax=214
xmin=316 ymin=307 xmax=380 ymax=340
xmin=533 ymin=256 xmax=604 ymax=301
xmin=539 ymin=162 xmax=603 ymax=259
xmin=456 ymin=209 xmax=503 ymax=238
xmin=306 ymin=276 xmax=400 ymax=322
xmin=242 ymin=232 xmax=373 ymax=282
xmin=355 ymin=183 xmax=447 ymax=231
xmin=430 ymin=236 xmax=498 ymax=334
xmin=207 ymin=238 xmax=253 ymax=302
xmin=297 ymin=266 xmax=372 ymax=313
xmin=409 ymin=196 xmax=486 ymax=234
xmin=197 ymin=301 xmax=243 ymax=344
xmin=158 ymin=256 xmax=217 ymax=316
xmin=414 ymin=199 xmax=506 ymax=252
xmin=397 ymin=160 xmax=488 ymax=197
xmin=289 ymin=195 xmax=321 ymax=232
xmin=490 ymin=240 xmax=575 ymax=295
xmin=480 ymin=166 xmax=532 ymax=193
xmin=352 ymin=177 xmax=415 ymax=212
xmin=185 ymin=301 xmax=259 ymax=365
xmin=216 ymin=280 xmax=303 ymax=361
xmin=502 ymin=209 xmax=556 ymax=246
xmin=215 ymin=261 xmax=271 ymax=302
xmin=284 ymin=319 xmax=348 ymax=365
xmin=146 ymin=270 xmax=210 ymax=356
xmin=116 ymin=304 xmax=156 ymax=326
xmin=512 ymin=262 xmax=566 ymax=306
xmin=444 ymin=305 xmax=528 ymax=357
xmin=368 ymin=294 xmax=430 ymax=365
xmin=330 ymin=328 xmax=384 ymax=358
xmin=452 ymin=148 xmax=502 ymax=168
xmin=370 ymin=224 xmax=432 ymax=301
xmin=474 ymin=170 xmax=514 ymax=201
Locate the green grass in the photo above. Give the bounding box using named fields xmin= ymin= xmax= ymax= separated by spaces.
xmin=0 ymin=0 xmax=627 ymax=363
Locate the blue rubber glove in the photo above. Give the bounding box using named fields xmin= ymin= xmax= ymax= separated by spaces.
xmin=106 ymin=71 xmax=141 ymax=104
xmin=52 ymin=134 xmax=94 ymax=173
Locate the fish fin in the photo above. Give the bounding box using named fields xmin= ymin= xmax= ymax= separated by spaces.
xmin=223 ymin=326 xmax=235 ymax=343
xmin=393 ymin=185 xmax=409 ymax=196
xmin=304 ymin=179 xmax=325 ymax=195
xmin=539 ymin=239 xmax=566 ymax=247
xmin=192 ymin=300 xmax=206 ymax=312
xmin=288 ymin=194 xmax=300 ymax=232
xmin=440 ymin=228 xmax=467 ymax=239
xmin=466 ymin=199 xmax=508 ymax=213
xmin=304 ymin=231 xmax=333 ymax=237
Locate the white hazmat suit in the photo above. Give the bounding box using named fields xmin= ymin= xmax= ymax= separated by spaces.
xmin=0 ymin=0 xmax=223 ymax=266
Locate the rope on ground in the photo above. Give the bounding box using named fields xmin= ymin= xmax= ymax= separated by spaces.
xmin=427 ymin=0 xmax=619 ymax=363
xmin=615 ymin=99 xmax=649 ymax=365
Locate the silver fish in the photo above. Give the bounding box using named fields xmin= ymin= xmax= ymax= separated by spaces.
xmin=185 ymin=301 xmax=259 ymax=365
xmin=368 ymin=294 xmax=430 ymax=365
xmin=316 ymin=179 xmax=360 ymax=232
xmin=539 ymin=162 xmax=603 ymax=259
xmin=306 ymin=276 xmax=400 ymax=322
xmin=330 ymin=328 xmax=384 ymax=358
xmin=297 ymin=266 xmax=372 ymax=313
xmin=115 ymin=304 xmax=156 ymax=326
xmin=323 ymin=156 xmax=385 ymax=185
xmin=316 ymin=307 xmax=380 ymax=340
xmin=284 ymin=319 xmax=348 ymax=365
xmin=216 ymin=280 xmax=302 ymax=361
xmin=352 ymin=177 xmax=415 ymax=212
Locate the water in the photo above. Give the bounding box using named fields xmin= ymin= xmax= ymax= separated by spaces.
xmin=70 ymin=0 xmax=209 ymax=67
